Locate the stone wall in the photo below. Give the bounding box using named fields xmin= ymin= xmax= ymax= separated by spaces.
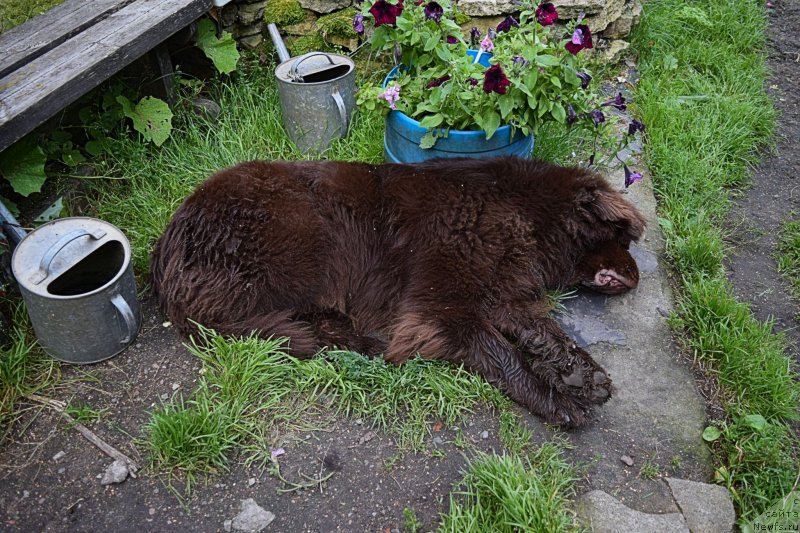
xmin=220 ymin=0 xmax=641 ymax=61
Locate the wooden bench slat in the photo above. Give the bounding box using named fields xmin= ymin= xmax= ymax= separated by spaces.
xmin=0 ymin=0 xmax=135 ymax=78
xmin=0 ymin=0 xmax=212 ymax=152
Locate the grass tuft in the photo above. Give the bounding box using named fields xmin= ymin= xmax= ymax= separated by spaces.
xmin=776 ymin=219 xmax=800 ymax=299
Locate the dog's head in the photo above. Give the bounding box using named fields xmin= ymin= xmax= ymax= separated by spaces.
xmin=569 ymin=186 xmax=647 ymax=294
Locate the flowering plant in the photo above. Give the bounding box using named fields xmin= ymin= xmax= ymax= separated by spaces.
xmin=356 ymin=0 xmax=643 ymax=173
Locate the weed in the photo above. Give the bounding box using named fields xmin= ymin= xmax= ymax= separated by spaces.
xmin=776 ymin=218 xmax=800 ymax=298
xmin=498 ymin=409 xmax=534 ymax=456
xmin=639 ymin=456 xmax=661 ymax=480
xmin=438 ymin=442 xmax=578 ymax=532
xmin=403 ymin=507 xmax=422 ymax=533
xmin=64 ymin=403 xmax=107 ymax=426
xmin=670 ymin=455 xmax=682 ymax=472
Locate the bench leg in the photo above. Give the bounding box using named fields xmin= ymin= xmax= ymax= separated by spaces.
xmin=148 ymin=44 xmax=176 ymax=107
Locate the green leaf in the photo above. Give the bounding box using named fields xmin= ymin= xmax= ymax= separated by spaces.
xmin=424 ymin=33 xmax=439 ymax=52
xmin=61 ymin=143 xmax=86 ymax=167
xmin=34 ymin=197 xmax=64 ymax=224
xmin=498 ymin=95 xmax=515 ymax=120
xmin=419 ymin=130 xmax=437 ymax=149
xmin=535 ymin=54 xmax=560 ymax=67
xmin=702 ymin=426 xmax=721 ymax=442
xmin=418 ymin=114 xmax=444 ymax=128
xmin=0 ymin=136 xmax=47 ymax=197
xmin=196 ymin=19 xmax=240 ymax=75
xmin=117 ymin=95 xmax=173 ymax=147
xmin=550 ymin=102 xmax=566 ymax=123
xmin=549 ymin=76 xmax=561 ymax=88
xmin=743 ymin=414 xmax=768 ymax=432
xmin=482 ymin=110 xmax=501 ymax=139
xmin=85 ymin=138 xmax=113 ymax=156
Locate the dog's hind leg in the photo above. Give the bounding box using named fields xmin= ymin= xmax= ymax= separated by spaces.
xmin=296 ymin=310 xmax=388 ymax=358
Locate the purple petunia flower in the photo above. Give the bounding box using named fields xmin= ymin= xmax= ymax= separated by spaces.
xmin=446 ymin=35 xmax=458 ymax=44
xmin=488 ymin=28 xmax=497 ymax=39
xmin=379 ymin=84 xmax=401 ymax=109
xmin=535 ymin=3 xmax=558 ymax=26
xmin=624 ymin=165 xmax=643 ymax=188
xmin=480 ymin=36 xmax=494 ymax=52
xmin=424 ymin=1 xmax=443 ymax=23
xmin=468 ymin=77 xmax=479 ymax=86
xmin=370 ymin=0 xmax=404 ymax=27
xmin=483 ymin=64 xmax=510 ymax=94
xmin=566 ymin=104 xmax=578 ymax=125
xmin=601 ymin=92 xmax=627 ymax=111
xmin=577 ymin=71 xmax=592 ymax=89
xmin=628 ymin=120 xmax=646 ymax=135
xmin=566 ymin=24 xmax=593 ymax=55
xmin=496 ymin=16 xmax=519 ymax=33
xmin=590 ymin=109 xmax=605 ymax=125
xmin=469 ymin=27 xmax=481 ymax=47
xmin=426 ymin=74 xmax=451 ymax=88
xmin=512 ymin=55 xmax=530 ymax=67
xmin=353 ymin=13 xmax=365 ymax=34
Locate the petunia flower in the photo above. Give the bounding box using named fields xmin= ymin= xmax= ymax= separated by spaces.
xmin=601 ymin=92 xmax=627 ymax=111
xmin=488 ymin=28 xmax=497 ymax=39
xmin=353 ymin=13 xmax=365 ymax=34
xmin=512 ymin=55 xmax=530 ymax=67
xmin=628 ymin=120 xmax=646 ymax=135
xmin=426 ymin=75 xmax=451 ymax=88
xmin=565 ymin=24 xmax=593 ymax=55
xmin=424 ymin=1 xmax=443 ymax=23
xmin=589 ymin=109 xmax=605 ymax=125
xmin=446 ymin=35 xmax=458 ymax=44
xmin=480 ymin=36 xmax=494 ymax=52
xmin=468 ymin=77 xmax=479 ymax=86
xmin=496 ymin=16 xmax=519 ymax=33
xmin=483 ymin=64 xmax=511 ymax=94
xmin=576 ymin=71 xmax=592 ymax=89
xmin=469 ymin=27 xmax=481 ymax=47
xmin=535 ymin=3 xmax=558 ymax=26
xmin=370 ymin=0 xmax=404 ymax=27
xmin=566 ymin=104 xmax=578 ymax=125
xmin=379 ymin=84 xmax=401 ymax=109
xmin=624 ymin=165 xmax=643 ymax=188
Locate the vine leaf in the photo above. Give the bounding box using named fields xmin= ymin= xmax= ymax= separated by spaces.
xmin=0 ymin=136 xmax=47 ymax=197
xmin=196 ymin=19 xmax=240 ymax=75
xmin=117 ymin=96 xmax=173 ymax=147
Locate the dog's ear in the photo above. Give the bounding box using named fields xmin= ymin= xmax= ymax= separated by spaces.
xmin=582 ymin=189 xmax=647 ymax=244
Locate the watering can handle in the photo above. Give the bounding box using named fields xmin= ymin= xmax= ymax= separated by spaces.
xmin=289 ymin=52 xmax=336 ymax=82
xmin=29 ymin=229 xmax=107 ymax=285
xmin=331 ymin=88 xmax=348 ymax=133
xmin=110 ymin=293 xmax=136 ymax=344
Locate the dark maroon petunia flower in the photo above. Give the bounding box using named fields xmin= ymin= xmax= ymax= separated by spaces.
xmin=624 ymin=164 xmax=643 ymax=188
xmin=424 ymin=1 xmax=443 ymax=23
xmin=469 ymin=27 xmax=481 ymax=46
xmin=446 ymin=35 xmax=458 ymax=44
xmin=566 ymin=104 xmax=578 ymax=125
xmin=496 ymin=16 xmax=519 ymax=33
xmin=370 ymin=0 xmax=404 ymax=27
xmin=577 ymin=71 xmax=592 ymax=89
xmin=483 ymin=65 xmax=511 ymax=94
xmin=628 ymin=120 xmax=646 ymax=135
xmin=601 ymin=92 xmax=627 ymax=111
xmin=565 ymin=24 xmax=593 ymax=55
xmin=353 ymin=13 xmax=365 ymax=34
xmin=468 ymin=77 xmax=479 ymax=86
xmin=589 ymin=109 xmax=605 ymax=125
xmin=426 ymin=74 xmax=451 ymax=88
xmin=535 ymin=3 xmax=558 ymax=26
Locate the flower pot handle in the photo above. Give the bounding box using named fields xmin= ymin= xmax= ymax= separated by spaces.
xmin=30 ymin=229 xmax=107 ymax=285
xmin=331 ymin=88 xmax=348 ymax=134
xmin=110 ymin=293 xmax=136 ymax=344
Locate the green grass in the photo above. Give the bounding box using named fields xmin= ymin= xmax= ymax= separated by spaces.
xmin=0 ymin=303 xmax=58 ymax=442
xmin=632 ymin=0 xmax=800 ymax=522
xmin=438 ymin=443 xmax=578 ymax=533
xmin=776 ymin=219 xmax=800 ymax=298
xmin=0 ymin=0 xmax=64 ymax=33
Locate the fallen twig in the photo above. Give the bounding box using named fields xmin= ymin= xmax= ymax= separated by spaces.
xmin=25 ymin=394 xmax=139 ymax=477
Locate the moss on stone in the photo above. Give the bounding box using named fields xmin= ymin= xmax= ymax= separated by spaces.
xmin=263 ymin=0 xmax=306 ymax=27
xmin=287 ymin=33 xmax=331 ymax=56
xmin=317 ymin=7 xmax=358 ymax=39
xmin=453 ymin=11 xmax=472 ymax=25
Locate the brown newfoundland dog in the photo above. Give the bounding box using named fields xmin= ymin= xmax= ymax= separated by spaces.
xmin=152 ymin=157 xmax=646 ymax=426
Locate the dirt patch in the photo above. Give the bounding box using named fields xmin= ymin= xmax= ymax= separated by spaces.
xmin=725 ymin=0 xmax=800 ymax=361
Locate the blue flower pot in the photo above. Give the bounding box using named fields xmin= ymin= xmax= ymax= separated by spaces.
xmin=382 ymin=50 xmax=535 ymax=163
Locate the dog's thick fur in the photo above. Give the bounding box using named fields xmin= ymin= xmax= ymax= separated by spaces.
xmin=152 ymin=157 xmax=646 ymax=426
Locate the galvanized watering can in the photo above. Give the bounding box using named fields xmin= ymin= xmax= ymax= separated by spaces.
xmin=11 ymin=217 xmax=141 ymax=364
xmin=268 ymin=24 xmax=357 ymax=154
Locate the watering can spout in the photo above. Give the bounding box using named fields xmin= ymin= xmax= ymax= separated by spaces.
xmin=267 ymin=23 xmax=291 ymax=63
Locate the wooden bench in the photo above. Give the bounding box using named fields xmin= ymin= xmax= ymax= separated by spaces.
xmin=0 ymin=0 xmax=213 ymax=153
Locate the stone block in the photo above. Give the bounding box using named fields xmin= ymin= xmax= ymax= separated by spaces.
xmin=667 ymin=478 xmax=736 ymax=533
